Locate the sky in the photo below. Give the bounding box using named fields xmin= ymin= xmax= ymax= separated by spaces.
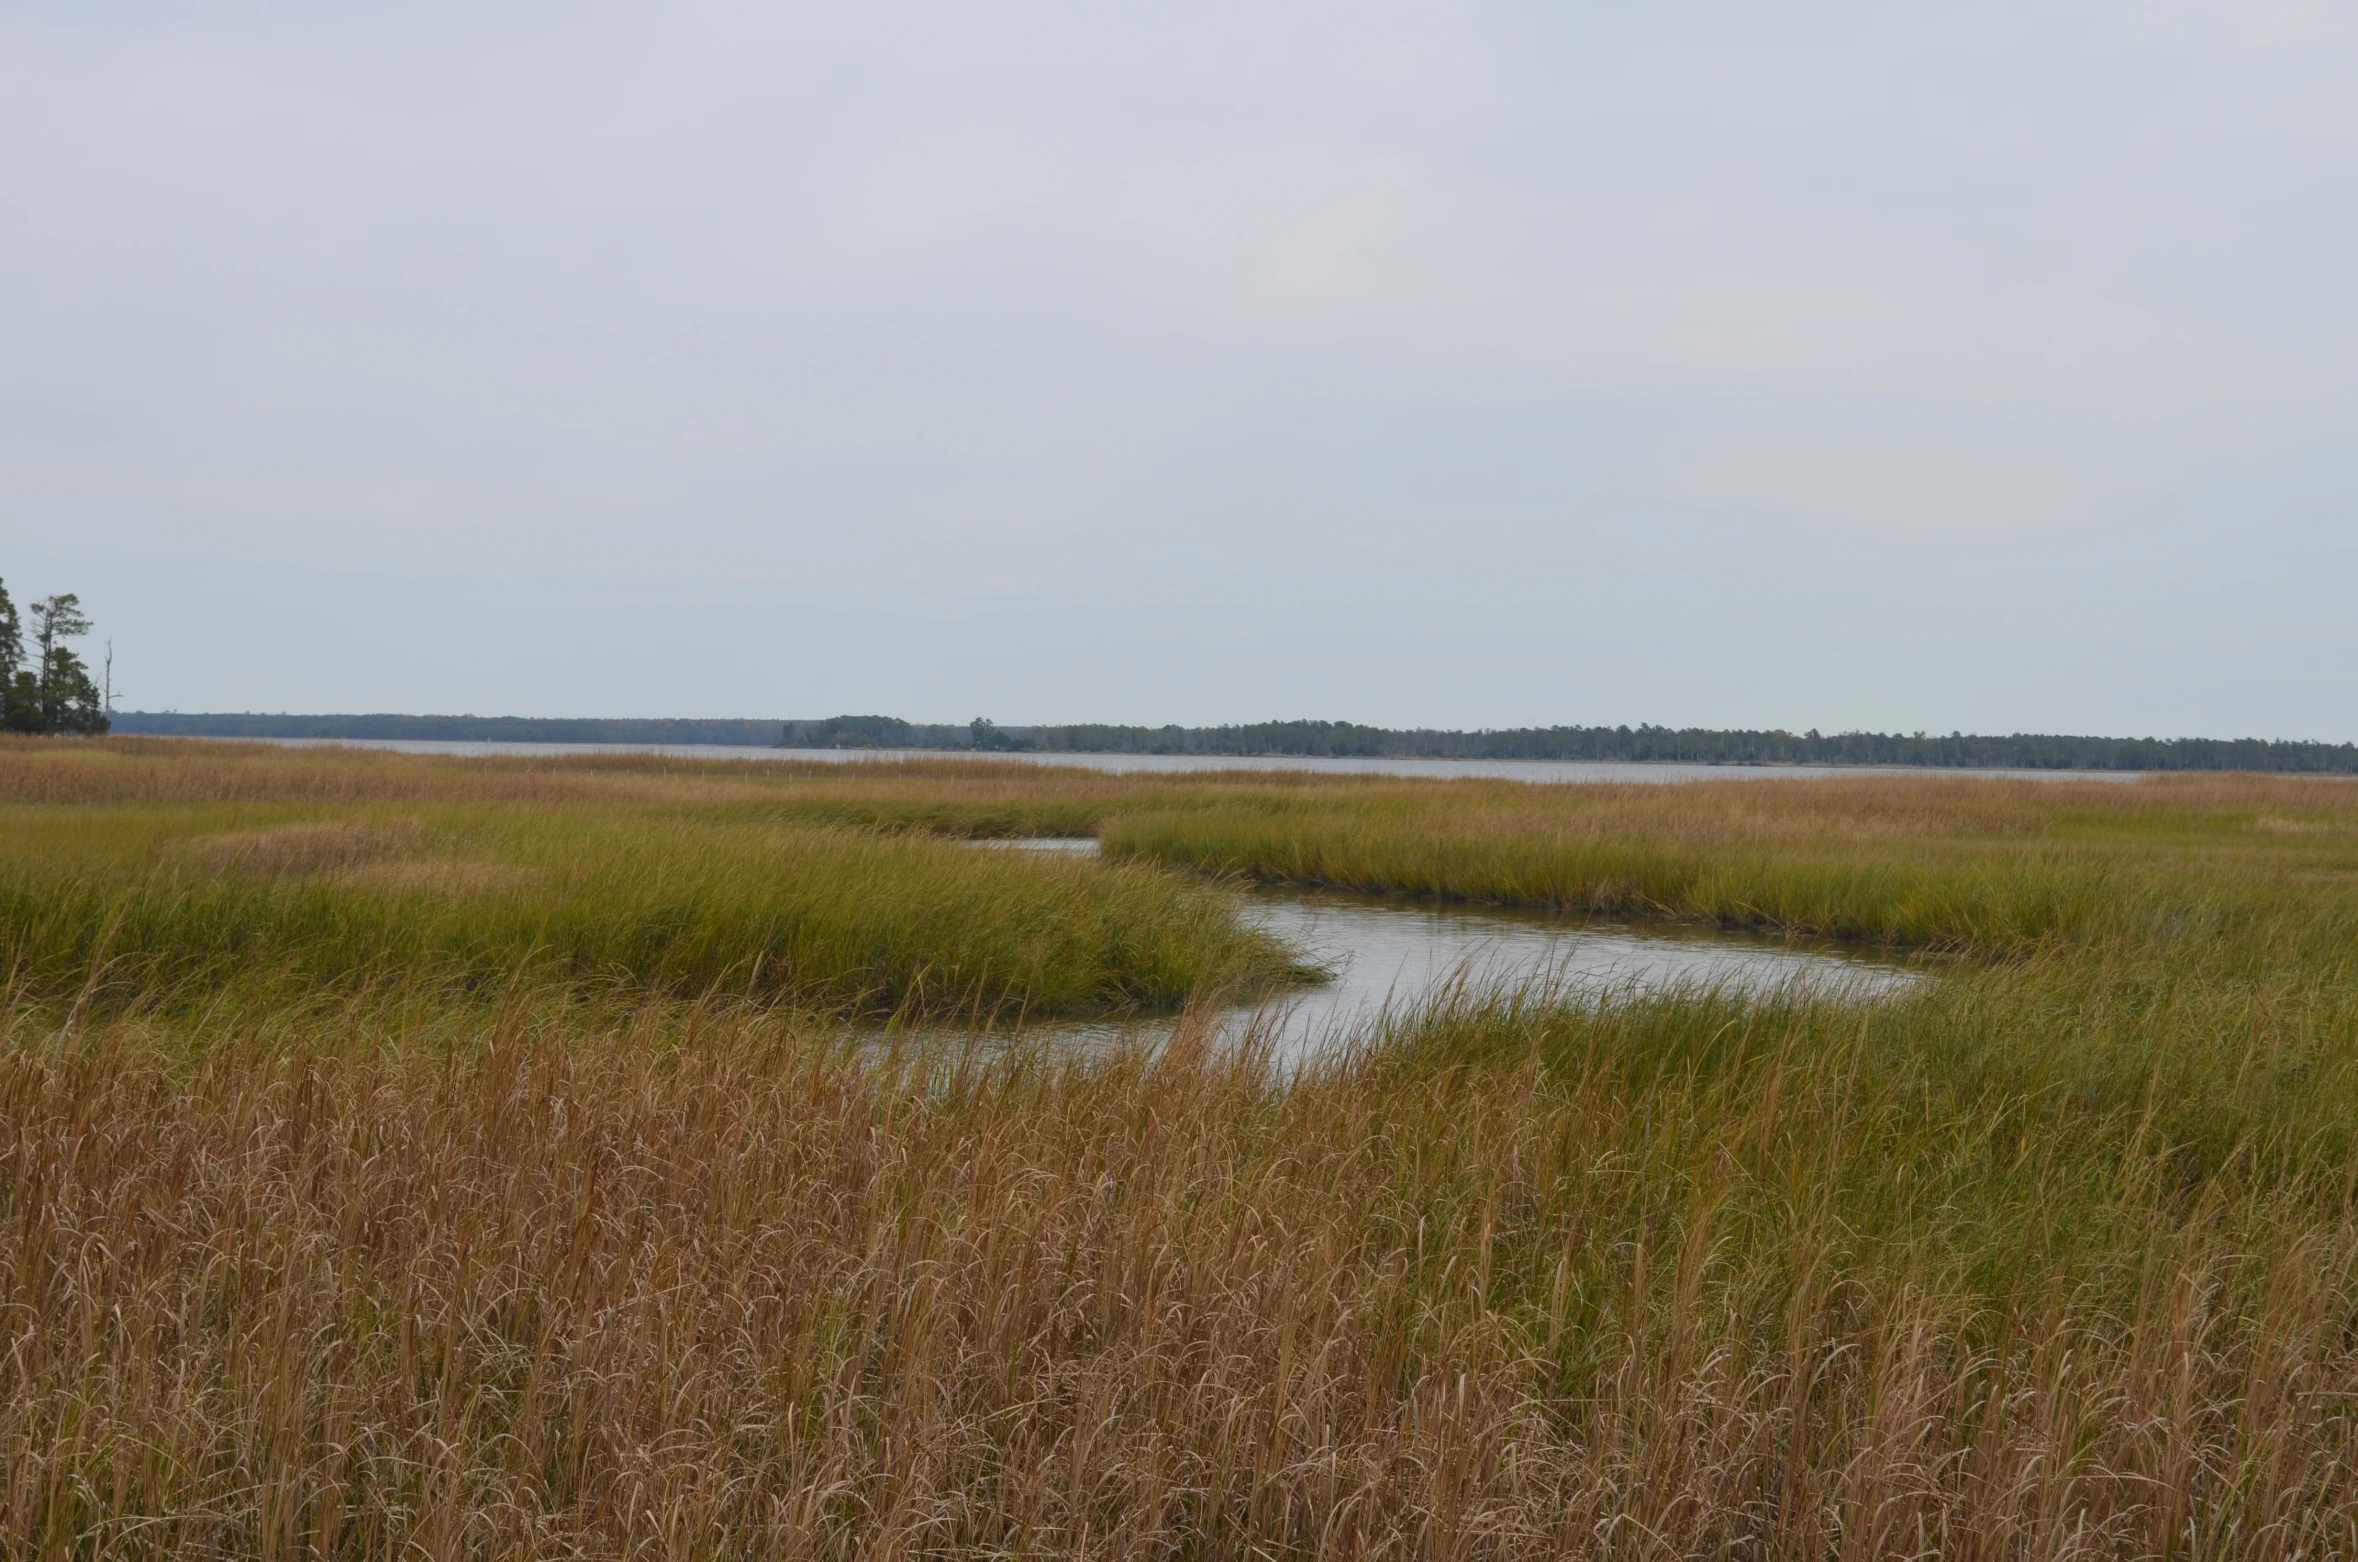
xmin=4 ymin=3 xmax=2354 ymax=737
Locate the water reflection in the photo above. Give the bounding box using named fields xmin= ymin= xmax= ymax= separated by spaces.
xmin=985 ymin=838 xmax=1921 ymax=1061
xmin=241 ymin=737 xmax=2141 ymax=786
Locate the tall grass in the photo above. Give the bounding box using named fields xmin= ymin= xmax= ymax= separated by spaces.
xmin=1100 ymin=776 xmax=2358 ymax=972
xmin=1 ymin=994 xmax=2353 ymax=1557
xmin=0 ymin=793 xmax=1307 ymax=1021
xmin=4 ymin=739 xmax=2357 ymax=1554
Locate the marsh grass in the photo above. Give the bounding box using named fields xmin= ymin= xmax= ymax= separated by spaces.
xmin=0 ymin=744 xmax=1312 ymax=1019
xmin=1099 ymin=775 xmax=2358 ymax=974
xmin=1 ymin=989 xmax=2354 ymax=1558
xmin=0 ymin=815 xmax=1305 ymax=1020
xmin=3 ymin=739 xmax=2358 ymax=1555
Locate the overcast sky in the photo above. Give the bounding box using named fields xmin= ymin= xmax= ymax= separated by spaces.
xmin=4 ymin=3 xmax=2353 ymax=736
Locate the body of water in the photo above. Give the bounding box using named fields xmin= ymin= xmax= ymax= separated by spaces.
xmin=989 ymin=839 xmax=1920 ymax=1061
xmin=232 ymin=735 xmax=2143 ymax=786
xmin=1235 ymin=890 xmax=1919 ymax=1052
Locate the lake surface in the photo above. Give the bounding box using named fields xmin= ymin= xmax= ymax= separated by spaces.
xmin=239 ymin=736 xmax=2142 ymax=786
xmin=989 ymin=838 xmax=1921 ymax=1061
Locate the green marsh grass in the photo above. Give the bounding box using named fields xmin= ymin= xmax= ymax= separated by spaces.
xmin=1099 ymin=773 xmax=2358 ymax=970
xmin=2 ymin=738 xmax=2357 ymax=1555
xmin=0 ymin=748 xmax=1308 ymax=1019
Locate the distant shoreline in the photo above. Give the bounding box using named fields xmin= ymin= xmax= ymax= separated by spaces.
xmin=132 ymin=737 xmax=2152 ymax=787
xmin=105 ymin=712 xmax=2358 ymax=774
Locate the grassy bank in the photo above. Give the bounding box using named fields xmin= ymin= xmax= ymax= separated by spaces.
xmin=1100 ymin=773 xmax=2358 ymax=969
xmin=2 ymin=993 xmax=2353 ymax=1557
xmin=3 ymin=739 xmax=2357 ymax=1555
xmin=0 ymin=744 xmax=1306 ymax=1018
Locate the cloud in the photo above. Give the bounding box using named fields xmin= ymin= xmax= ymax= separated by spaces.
xmin=1665 ymin=435 xmax=2116 ymax=539
xmin=2 ymin=2 xmax=2354 ymax=731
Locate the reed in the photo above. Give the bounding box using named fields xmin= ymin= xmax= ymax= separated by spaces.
xmin=1099 ymin=774 xmax=2358 ymax=972
xmin=0 ymin=785 xmax=1307 ymax=1022
xmin=0 ymin=993 xmax=2352 ymax=1558
xmin=0 ymin=738 xmax=2354 ymax=1555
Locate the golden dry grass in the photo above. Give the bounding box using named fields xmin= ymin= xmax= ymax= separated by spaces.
xmin=168 ymin=819 xmax=430 ymax=875
xmin=0 ymin=739 xmax=2353 ymax=1557
xmin=2 ymin=1000 xmax=2352 ymax=1559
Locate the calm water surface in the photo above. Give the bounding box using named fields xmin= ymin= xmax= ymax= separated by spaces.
xmin=990 ymin=839 xmax=1921 ymax=1061
xmin=242 ymin=736 xmax=2141 ymax=787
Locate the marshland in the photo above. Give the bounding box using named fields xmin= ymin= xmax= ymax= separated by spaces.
xmin=6 ymin=736 xmax=2358 ymax=1557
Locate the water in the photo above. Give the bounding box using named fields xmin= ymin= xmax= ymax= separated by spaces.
xmin=1237 ymin=889 xmax=1918 ymax=1045
xmin=988 ymin=839 xmax=1921 ymax=1061
xmin=237 ymin=736 xmax=2142 ymax=786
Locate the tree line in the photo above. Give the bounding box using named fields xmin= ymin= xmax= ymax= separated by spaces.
xmin=100 ymin=705 xmax=2358 ymax=774
xmin=0 ymin=579 xmax=109 ymax=736
xmin=780 ymin=716 xmax=2358 ymax=773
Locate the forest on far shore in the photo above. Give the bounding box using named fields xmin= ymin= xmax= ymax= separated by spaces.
xmin=102 ymin=709 xmax=2358 ymax=773
xmin=786 ymin=716 xmax=2358 ymax=772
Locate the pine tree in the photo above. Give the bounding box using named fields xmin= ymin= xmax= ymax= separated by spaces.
xmin=0 ymin=580 xmax=31 ymax=734
xmin=0 ymin=588 xmax=110 ymax=737
xmin=0 ymin=580 xmax=18 ymax=680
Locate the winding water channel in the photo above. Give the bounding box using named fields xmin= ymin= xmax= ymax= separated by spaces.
xmin=989 ymin=839 xmax=1922 ymax=1060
